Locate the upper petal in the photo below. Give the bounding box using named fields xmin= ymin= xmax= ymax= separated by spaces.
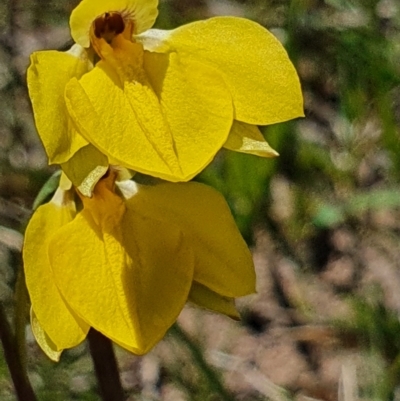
xmin=126 ymin=182 xmax=256 ymax=298
xmin=23 ymin=192 xmax=89 ymax=351
xmin=27 ymin=47 xmax=89 ymax=164
xmin=138 ymin=17 xmax=304 ymax=125
xmin=70 ymin=0 xmax=158 ymax=47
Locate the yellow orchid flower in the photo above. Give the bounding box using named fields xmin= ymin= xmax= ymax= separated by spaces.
xmin=23 ymin=172 xmax=255 ymax=360
xmin=27 ymin=0 xmax=303 ymax=183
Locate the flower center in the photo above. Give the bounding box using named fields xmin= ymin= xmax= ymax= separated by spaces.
xmin=93 ymin=12 xmax=125 ymax=43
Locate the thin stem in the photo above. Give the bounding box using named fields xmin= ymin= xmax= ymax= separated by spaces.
xmin=171 ymin=323 xmax=234 ymax=401
xmin=0 ymin=301 xmax=37 ymax=401
xmin=14 ymin=269 xmax=30 ymax=372
xmin=87 ymin=328 xmax=125 ymax=401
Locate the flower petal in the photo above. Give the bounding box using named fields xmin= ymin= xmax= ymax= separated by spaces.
xmin=143 ymin=51 xmax=233 ymax=180
xmin=224 ymin=121 xmax=279 ymax=157
xmin=64 ymin=60 xmax=181 ymax=181
xmin=70 ymin=0 xmax=158 ymax=47
xmin=30 ymin=309 xmax=62 ymax=362
xmin=120 ymin=200 xmax=194 ymax=353
xmin=27 ymin=47 xmax=90 ymax=164
xmin=188 ymin=282 xmax=239 ymax=319
xmin=49 ymin=179 xmax=194 ymax=354
xmin=127 ymin=182 xmax=256 ymax=298
xmin=65 ymin=48 xmax=233 ymax=181
xmin=23 ymin=193 xmax=89 ymax=350
xmin=61 ymin=144 xmax=108 ymax=197
xmin=138 ymin=17 xmax=304 ymax=125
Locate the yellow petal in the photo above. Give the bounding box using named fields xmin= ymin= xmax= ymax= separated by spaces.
xmin=27 ymin=46 xmax=90 ymax=164
xmin=59 ymin=172 xmax=73 ymax=191
xmin=23 ymin=191 xmax=89 ymax=350
xmin=65 ymin=46 xmax=232 ymax=181
xmin=61 ymin=144 xmax=108 ymax=197
xmin=70 ymin=0 xmax=158 ymax=47
xmin=143 ymin=51 xmax=233 ymax=180
xmin=64 ymin=60 xmax=181 ymax=180
xmin=48 ymin=179 xmax=193 ymax=354
xmin=127 ymin=182 xmax=256 ymax=298
xmin=224 ymin=121 xmax=279 ymax=157
xmin=138 ymin=17 xmax=304 ymax=125
xmin=188 ymin=282 xmax=240 ymax=320
xmin=30 ymin=309 xmax=62 ymax=362
xmin=120 ymin=200 xmax=194 ymax=353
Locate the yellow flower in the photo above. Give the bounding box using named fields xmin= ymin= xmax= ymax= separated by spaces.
xmin=27 ymin=0 xmax=303 ymax=183
xmin=23 ymin=172 xmax=255 ymax=360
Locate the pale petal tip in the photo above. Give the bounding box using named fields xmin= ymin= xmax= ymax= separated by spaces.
xmin=30 ymin=309 xmax=62 ymax=362
xmin=77 ymin=165 xmax=109 ymax=197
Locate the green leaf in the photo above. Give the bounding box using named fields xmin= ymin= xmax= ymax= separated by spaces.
xmin=32 ymin=170 xmax=61 ymax=211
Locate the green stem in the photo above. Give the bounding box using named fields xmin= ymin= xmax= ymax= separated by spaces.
xmin=170 ymin=323 xmax=234 ymax=401
xmin=0 ymin=301 xmax=37 ymax=401
xmin=87 ymin=328 xmax=125 ymax=401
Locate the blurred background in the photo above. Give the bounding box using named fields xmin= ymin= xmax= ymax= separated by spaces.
xmin=1 ymin=0 xmax=400 ymax=400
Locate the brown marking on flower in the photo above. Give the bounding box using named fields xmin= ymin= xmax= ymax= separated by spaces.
xmin=94 ymin=12 xmax=125 ymax=42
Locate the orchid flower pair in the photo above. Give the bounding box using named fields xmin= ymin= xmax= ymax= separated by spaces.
xmin=24 ymin=0 xmax=303 ymax=359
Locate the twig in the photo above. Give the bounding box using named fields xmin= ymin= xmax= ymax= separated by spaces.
xmin=0 ymin=301 xmax=37 ymax=401
xmin=87 ymin=328 xmax=125 ymax=401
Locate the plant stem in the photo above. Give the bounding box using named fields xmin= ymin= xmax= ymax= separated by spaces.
xmin=87 ymin=328 xmax=125 ymax=401
xmin=14 ymin=269 xmax=30 ymax=371
xmin=0 ymin=301 xmax=37 ymax=401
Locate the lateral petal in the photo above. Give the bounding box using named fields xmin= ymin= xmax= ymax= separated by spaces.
xmin=138 ymin=17 xmax=304 ymax=125
xmin=127 ymin=182 xmax=256 ymax=298
xmin=224 ymin=121 xmax=279 ymax=157
xmin=27 ymin=47 xmax=89 ymax=164
xmin=23 ymin=193 xmax=89 ymax=350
